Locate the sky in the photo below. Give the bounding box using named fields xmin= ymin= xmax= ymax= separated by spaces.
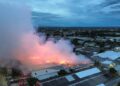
xmin=1 ymin=0 xmax=120 ymax=27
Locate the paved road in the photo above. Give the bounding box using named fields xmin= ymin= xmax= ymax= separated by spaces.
xmin=106 ymin=77 xmax=120 ymax=86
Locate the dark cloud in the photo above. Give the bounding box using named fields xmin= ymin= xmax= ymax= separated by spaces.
xmin=1 ymin=0 xmax=120 ymax=26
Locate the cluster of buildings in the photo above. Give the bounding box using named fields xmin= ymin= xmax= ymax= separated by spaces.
xmin=8 ymin=28 xmax=120 ymax=86
xmin=40 ymin=67 xmax=106 ymax=86
xmin=30 ymin=50 xmax=120 ymax=86
xmin=92 ymin=50 xmax=120 ymax=74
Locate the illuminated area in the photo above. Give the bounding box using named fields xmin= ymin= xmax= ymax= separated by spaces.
xmin=16 ymin=33 xmax=90 ymax=68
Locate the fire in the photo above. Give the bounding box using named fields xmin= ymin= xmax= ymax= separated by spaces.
xmin=14 ymin=33 xmax=83 ymax=68
xmin=0 ymin=2 xmax=91 ymax=70
xmin=46 ymin=60 xmax=51 ymax=64
xmin=60 ymin=61 xmax=66 ymax=65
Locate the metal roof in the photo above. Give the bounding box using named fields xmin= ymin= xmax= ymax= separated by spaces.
xmin=75 ymin=67 xmax=101 ymax=78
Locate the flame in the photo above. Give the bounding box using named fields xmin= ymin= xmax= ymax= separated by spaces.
xmin=14 ymin=33 xmax=82 ymax=68
xmin=46 ymin=60 xmax=51 ymax=64
xmin=0 ymin=3 xmax=90 ymax=70
xmin=60 ymin=61 xmax=66 ymax=65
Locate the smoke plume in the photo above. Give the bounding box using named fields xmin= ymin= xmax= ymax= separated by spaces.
xmin=0 ymin=2 xmax=90 ymax=70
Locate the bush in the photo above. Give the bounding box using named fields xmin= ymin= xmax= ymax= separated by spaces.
xmin=109 ymin=68 xmax=117 ymax=77
xmin=11 ymin=68 xmax=22 ymax=78
xmin=0 ymin=67 xmax=7 ymax=75
xmin=58 ymin=70 xmax=68 ymax=76
xmin=27 ymin=77 xmax=39 ymax=86
xmin=69 ymin=68 xmax=74 ymax=73
xmin=94 ymin=61 xmax=101 ymax=66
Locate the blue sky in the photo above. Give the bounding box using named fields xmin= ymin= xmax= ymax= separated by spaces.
xmin=1 ymin=0 xmax=120 ymax=26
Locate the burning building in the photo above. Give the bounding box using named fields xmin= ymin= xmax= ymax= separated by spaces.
xmin=0 ymin=1 xmax=91 ymax=73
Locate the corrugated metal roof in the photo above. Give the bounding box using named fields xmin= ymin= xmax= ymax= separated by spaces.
xmin=75 ymin=67 xmax=101 ymax=78
xmin=97 ymin=51 xmax=120 ymax=60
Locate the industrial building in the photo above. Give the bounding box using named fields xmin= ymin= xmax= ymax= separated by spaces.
xmin=41 ymin=67 xmax=108 ymax=86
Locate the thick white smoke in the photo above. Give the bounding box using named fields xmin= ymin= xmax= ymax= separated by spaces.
xmin=0 ymin=2 xmax=32 ymax=66
xmin=0 ymin=1 xmax=90 ymax=69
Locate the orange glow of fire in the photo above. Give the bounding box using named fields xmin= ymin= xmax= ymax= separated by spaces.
xmin=59 ymin=60 xmax=67 ymax=65
xmin=15 ymin=33 xmax=90 ymax=68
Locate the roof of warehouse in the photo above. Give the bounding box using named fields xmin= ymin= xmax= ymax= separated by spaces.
xmin=97 ymin=51 xmax=120 ymax=60
xmin=32 ymin=69 xmax=59 ymax=76
xmin=75 ymin=67 xmax=101 ymax=78
xmin=101 ymin=61 xmax=113 ymax=65
xmin=41 ymin=67 xmax=106 ymax=86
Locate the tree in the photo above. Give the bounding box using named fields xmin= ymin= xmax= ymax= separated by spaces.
xmin=69 ymin=68 xmax=74 ymax=73
xmin=109 ymin=68 xmax=117 ymax=76
xmin=11 ymin=68 xmax=22 ymax=78
xmin=58 ymin=69 xmax=68 ymax=76
xmin=94 ymin=61 xmax=101 ymax=66
xmin=71 ymin=39 xmax=79 ymax=46
xmin=27 ymin=77 xmax=39 ymax=86
xmin=0 ymin=67 xmax=7 ymax=75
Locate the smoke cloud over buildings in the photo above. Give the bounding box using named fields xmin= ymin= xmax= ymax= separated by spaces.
xmin=0 ymin=2 xmax=90 ymax=70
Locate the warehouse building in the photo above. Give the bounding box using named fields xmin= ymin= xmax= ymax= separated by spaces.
xmin=41 ymin=67 xmax=108 ymax=86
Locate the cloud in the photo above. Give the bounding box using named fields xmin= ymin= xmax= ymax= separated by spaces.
xmin=27 ymin=0 xmax=70 ymax=17
xmin=1 ymin=0 xmax=120 ymax=26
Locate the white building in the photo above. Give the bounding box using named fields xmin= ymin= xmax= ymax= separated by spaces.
xmin=31 ymin=69 xmax=59 ymax=80
xmin=95 ymin=51 xmax=120 ymax=61
xmin=75 ymin=67 xmax=101 ymax=78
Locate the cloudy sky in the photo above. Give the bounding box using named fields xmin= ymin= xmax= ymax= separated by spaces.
xmin=1 ymin=0 xmax=120 ymax=26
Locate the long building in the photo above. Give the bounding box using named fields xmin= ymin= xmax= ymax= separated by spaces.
xmin=41 ymin=67 xmax=108 ymax=86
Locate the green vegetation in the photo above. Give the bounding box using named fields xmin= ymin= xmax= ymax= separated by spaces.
xmin=71 ymin=38 xmax=79 ymax=46
xmin=0 ymin=67 xmax=7 ymax=75
xmin=69 ymin=68 xmax=74 ymax=73
xmin=58 ymin=69 xmax=68 ymax=76
xmin=27 ymin=77 xmax=39 ymax=86
xmin=109 ymin=68 xmax=117 ymax=77
xmin=0 ymin=74 xmax=7 ymax=86
xmin=0 ymin=67 xmax=7 ymax=86
xmin=94 ymin=61 xmax=101 ymax=67
xmin=11 ymin=68 xmax=22 ymax=78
